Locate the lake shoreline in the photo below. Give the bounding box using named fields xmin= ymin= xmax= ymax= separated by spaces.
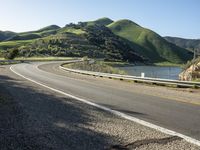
xmin=115 ymin=65 xmax=182 ymax=80
xmin=105 ymin=61 xmax=183 ymax=68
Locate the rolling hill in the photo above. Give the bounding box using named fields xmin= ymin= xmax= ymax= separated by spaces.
xmin=107 ymin=19 xmax=192 ymax=63
xmin=0 ymin=24 xmax=144 ymax=62
xmin=0 ymin=31 xmax=17 ymax=41
xmin=0 ymin=18 xmax=194 ymax=63
xmin=164 ymin=36 xmax=200 ymax=50
xmin=7 ymin=34 xmax=42 ymax=41
xmin=2 ymin=25 xmax=61 ymax=42
xmin=19 ymin=25 xmax=60 ymax=35
xmin=86 ymin=17 xmax=113 ymax=26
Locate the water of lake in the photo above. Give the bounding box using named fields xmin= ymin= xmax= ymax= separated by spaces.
xmin=117 ymin=66 xmax=182 ymax=80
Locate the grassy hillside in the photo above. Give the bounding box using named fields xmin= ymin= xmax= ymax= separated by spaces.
xmin=58 ymin=27 xmax=86 ymax=35
xmin=2 ymin=25 xmax=143 ymax=62
xmin=10 ymin=25 xmax=61 ymax=41
xmin=108 ymin=19 xmax=192 ymax=63
xmin=0 ymin=25 xmax=60 ymax=44
xmin=64 ymin=61 xmax=126 ymax=74
xmin=0 ymin=31 xmax=16 ymax=41
xmin=19 ymin=25 xmax=60 ymax=35
xmin=0 ymin=40 xmax=34 ymax=57
xmin=86 ymin=17 xmax=113 ymax=26
xmin=164 ymin=36 xmax=200 ymax=50
xmin=36 ymin=25 xmax=60 ymax=32
xmin=7 ymin=34 xmax=42 ymax=41
xmin=84 ymin=25 xmax=144 ymax=62
xmin=0 ymin=18 xmax=193 ymax=63
xmin=0 ymin=40 xmax=33 ymax=51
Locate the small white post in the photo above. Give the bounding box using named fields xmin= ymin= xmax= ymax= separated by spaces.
xmin=141 ymin=72 xmax=145 ymax=78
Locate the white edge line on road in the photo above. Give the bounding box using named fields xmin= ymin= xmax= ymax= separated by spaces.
xmin=10 ymin=65 xmax=200 ymax=147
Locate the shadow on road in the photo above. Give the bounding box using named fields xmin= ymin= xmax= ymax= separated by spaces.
xmin=0 ymin=74 xmax=119 ymax=150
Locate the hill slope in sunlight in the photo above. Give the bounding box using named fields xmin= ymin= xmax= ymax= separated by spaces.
xmin=107 ymin=19 xmax=192 ymax=63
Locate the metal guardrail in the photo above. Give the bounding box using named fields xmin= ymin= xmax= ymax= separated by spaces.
xmin=60 ymin=61 xmax=200 ymax=88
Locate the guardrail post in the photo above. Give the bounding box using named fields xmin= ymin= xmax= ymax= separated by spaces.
xmin=141 ymin=72 xmax=145 ymax=78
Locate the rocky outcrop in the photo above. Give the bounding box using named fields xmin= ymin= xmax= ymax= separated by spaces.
xmin=179 ymin=58 xmax=200 ymax=81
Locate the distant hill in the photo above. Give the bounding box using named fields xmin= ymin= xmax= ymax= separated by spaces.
xmin=107 ymin=19 xmax=192 ymax=63
xmin=2 ymin=25 xmax=61 ymax=42
xmin=0 ymin=31 xmax=16 ymax=41
xmin=19 ymin=25 xmax=60 ymax=35
xmin=7 ymin=34 xmax=42 ymax=41
xmin=5 ymin=25 xmax=60 ymax=41
xmin=164 ymin=36 xmax=200 ymax=50
xmin=86 ymin=17 xmax=113 ymax=26
xmin=36 ymin=25 xmax=61 ymax=32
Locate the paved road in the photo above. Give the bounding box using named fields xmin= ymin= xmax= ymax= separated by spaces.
xmin=11 ymin=61 xmax=200 ymax=141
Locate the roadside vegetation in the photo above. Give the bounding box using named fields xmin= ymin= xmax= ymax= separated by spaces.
xmin=0 ymin=56 xmax=74 ymax=65
xmin=193 ymin=79 xmax=200 ymax=82
xmin=0 ymin=61 xmax=19 ymax=65
xmin=4 ymin=48 xmax=19 ymax=60
xmin=14 ymin=56 xmax=74 ymax=61
xmin=103 ymin=61 xmax=132 ymax=67
xmin=154 ymin=62 xmax=184 ymax=67
xmin=0 ymin=95 xmax=6 ymax=105
xmin=64 ymin=60 xmax=126 ymax=75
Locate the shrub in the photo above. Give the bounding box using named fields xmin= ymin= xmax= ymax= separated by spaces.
xmin=65 ymin=61 xmax=126 ymax=75
xmin=4 ymin=48 xmax=19 ymax=60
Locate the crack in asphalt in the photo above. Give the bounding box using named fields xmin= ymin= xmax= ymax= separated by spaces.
xmin=106 ymin=136 xmax=182 ymax=150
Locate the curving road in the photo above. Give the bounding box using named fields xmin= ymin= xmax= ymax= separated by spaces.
xmin=11 ymin=61 xmax=200 ymax=141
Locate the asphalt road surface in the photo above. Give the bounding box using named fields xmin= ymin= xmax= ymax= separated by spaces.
xmin=10 ymin=61 xmax=200 ymax=141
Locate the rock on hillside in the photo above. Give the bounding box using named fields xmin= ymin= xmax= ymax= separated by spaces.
xmin=179 ymin=57 xmax=200 ymax=81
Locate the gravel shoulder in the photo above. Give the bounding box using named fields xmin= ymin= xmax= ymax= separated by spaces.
xmin=0 ymin=65 xmax=199 ymax=150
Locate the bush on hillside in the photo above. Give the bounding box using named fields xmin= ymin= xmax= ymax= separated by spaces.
xmin=65 ymin=61 xmax=126 ymax=75
xmin=4 ymin=48 xmax=19 ymax=60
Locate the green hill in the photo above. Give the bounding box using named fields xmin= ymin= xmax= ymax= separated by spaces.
xmin=86 ymin=17 xmax=113 ymax=26
xmin=0 ymin=24 xmax=144 ymax=62
xmin=36 ymin=25 xmax=60 ymax=32
xmin=1 ymin=25 xmax=61 ymax=42
xmin=0 ymin=31 xmax=16 ymax=41
xmin=17 ymin=25 xmax=60 ymax=39
xmin=164 ymin=36 xmax=200 ymax=50
xmin=0 ymin=18 xmax=193 ymax=63
xmin=7 ymin=34 xmax=42 ymax=41
xmin=20 ymin=25 xmax=60 ymax=35
xmin=108 ymin=19 xmax=192 ymax=63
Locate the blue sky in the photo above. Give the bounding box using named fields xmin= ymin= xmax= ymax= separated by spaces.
xmin=1 ymin=0 xmax=199 ymax=39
